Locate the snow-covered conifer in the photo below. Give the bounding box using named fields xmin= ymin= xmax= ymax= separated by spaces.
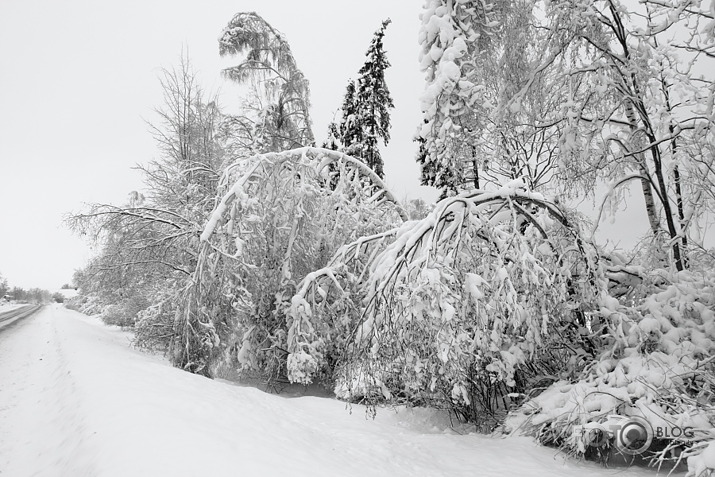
xmin=322 ymin=122 xmax=341 ymax=151
xmin=338 ymin=80 xmax=363 ymax=158
xmin=353 ymin=19 xmax=394 ymax=179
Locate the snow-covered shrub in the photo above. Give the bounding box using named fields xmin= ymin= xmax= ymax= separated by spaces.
xmin=405 ymin=198 xmax=433 ymax=220
xmin=510 ymin=269 xmax=715 ymax=468
xmin=64 ymin=294 xmax=105 ymax=316
xmin=101 ymin=295 xmax=150 ymax=328
xmin=283 ymin=228 xmax=400 ymax=387
xmin=134 ymin=286 xmax=179 ymax=352
xmin=172 ymin=147 xmax=406 ymax=380
xmin=288 ymin=180 xmax=605 ymax=429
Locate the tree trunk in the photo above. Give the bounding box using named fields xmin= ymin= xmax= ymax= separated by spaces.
xmin=672 ymin=161 xmax=688 ymax=267
xmin=472 ymin=145 xmax=480 ymax=190
xmin=623 ymin=102 xmax=662 ymax=236
xmin=660 ymin=73 xmax=689 ymax=268
xmin=608 ymin=0 xmax=684 ymax=270
xmin=646 ymin=131 xmax=684 ymax=271
xmin=638 ymin=163 xmax=662 ymax=235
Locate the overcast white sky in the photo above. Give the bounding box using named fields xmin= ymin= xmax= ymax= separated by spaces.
xmin=0 ymin=1 xmax=652 ymax=291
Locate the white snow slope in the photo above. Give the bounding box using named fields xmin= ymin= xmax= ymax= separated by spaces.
xmin=0 ymin=306 xmax=681 ymax=477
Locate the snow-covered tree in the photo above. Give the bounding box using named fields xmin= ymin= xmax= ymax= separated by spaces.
xmin=518 ymin=0 xmax=715 ymax=272
xmin=69 ymin=56 xmax=225 ymax=340
xmin=0 ymin=273 xmax=8 ymax=299
xmin=322 ymin=121 xmax=341 ymax=151
xmin=416 ymin=1 xmax=565 ymax=196
xmin=145 ymin=56 xmax=226 ymax=221
xmin=416 ymin=0 xmax=499 ymax=195
xmin=338 ymin=79 xmax=361 ymax=156
xmin=286 ymin=180 xmax=605 ymax=428
xmin=324 ymin=21 xmax=394 ymax=179
xmin=171 ymin=147 xmax=407 ymax=379
xmin=470 ymin=1 xmax=563 ymax=193
xmin=354 ymin=19 xmax=394 ymax=178
xmin=219 ymin=12 xmax=314 ymax=152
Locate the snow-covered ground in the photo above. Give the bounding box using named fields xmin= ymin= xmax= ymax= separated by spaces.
xmin=0 ymin=306 xmax=682 ymax=477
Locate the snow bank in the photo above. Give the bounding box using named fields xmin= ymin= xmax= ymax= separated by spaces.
xmin=0 ymin=305 xmax=663 ymax=477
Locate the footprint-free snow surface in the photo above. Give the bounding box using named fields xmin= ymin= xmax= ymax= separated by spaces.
xmin=0 ymin=306 xmax=678 ymax=476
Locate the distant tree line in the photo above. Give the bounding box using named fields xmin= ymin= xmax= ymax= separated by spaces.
xmin=5 ymin=287 xmax=59 ymax=304
xmin=0 ymin=272 xmax=7 ymax=299
xmin=1 ymin=271 xmax=65 ymax=304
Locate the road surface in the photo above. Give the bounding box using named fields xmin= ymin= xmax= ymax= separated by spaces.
xmin=0 ymin=304 xmax=43 ymax=332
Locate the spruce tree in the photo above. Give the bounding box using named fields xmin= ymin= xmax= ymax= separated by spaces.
xmin=322 ymin=122 xmax=341 ymax=151
xmin=338 ymin=79 xmax=362 ymax=157
xmin=324 ymin=20 xmax=394 ymax=178
xmin=354 ymin=19 xmax=394 ymax=179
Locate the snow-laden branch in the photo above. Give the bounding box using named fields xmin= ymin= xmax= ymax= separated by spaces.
xmin=202 ymin=147 xmax=408 ymax=243
xmin=589 ymin=173 xmax=651 ymax=241
xmin=200 ymin=159 xmax=263 ymax=242
xmin=284 ymin=179 xmax=603 ymax=392
xmin=172 ymin=146 xmax=406 ymax=380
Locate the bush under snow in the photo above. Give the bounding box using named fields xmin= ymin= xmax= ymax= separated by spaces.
xmin=508 ymin=269 xmax=715 ymax=471
xmin=287 ymin=181 xmax=605 ymax=430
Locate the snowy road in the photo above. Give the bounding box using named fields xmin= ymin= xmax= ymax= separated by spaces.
xmin=0 ymin=306 xmax=680 ymax=476
xmin=0 ymin=304 xmax=43 ymax=332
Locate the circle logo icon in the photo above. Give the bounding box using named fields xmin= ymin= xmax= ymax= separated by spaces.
xmin=615 ymin=416 xmax=653 ymax=455
xmin=580 ymin=423 xmax=609 ymax=448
